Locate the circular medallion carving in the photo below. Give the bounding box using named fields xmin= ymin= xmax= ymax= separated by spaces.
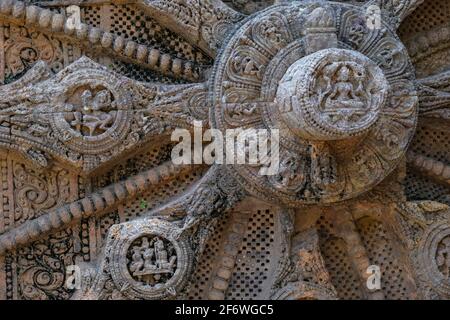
xmin=107 ymin=219 xmax=192 ymax=300
xmin=50 ymin=68 xmax=133 ymax=155
xmin=418 ymin=221 xmax=450 ymax=298
xmin=127 ymin=236 xmax=177 ymax=286
xmin=275 ymin=49 xmax=388 ymax=141
xmin=211 ymin=3 xmax=418 ymax=206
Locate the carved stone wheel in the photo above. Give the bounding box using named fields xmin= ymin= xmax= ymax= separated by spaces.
xmin=0 ymin=0 xmax=450 ymax=301
xmin=106 ymin=219 xmax=193 ymax=300
xmin=211 ymin=3 xmax=418 ymax=205
xmin=417 ymin=220 xmax=450 ymax=298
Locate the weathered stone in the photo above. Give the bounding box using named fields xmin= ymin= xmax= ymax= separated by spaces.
xmin=0 ymin=0 xmax=448 ymax=301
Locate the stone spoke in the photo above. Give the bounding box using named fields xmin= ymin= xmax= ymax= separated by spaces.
xmin=143 ymin=166 xmax=245 ymax=228
xmin=417 ymin=71 xmax=450 ymax=120
xmin=136 ymin=0 xmax=245 ymax=57
xmin=0 ymin=0 xmax=204 ymax=82
xmin=72 ymin=165 xmax=244 ymax=300
xmin=407 ymin=151 xmax=450 ymax=189
xmin=220 ymin=102 xmax=267 ymax=128
xmin=0 ymin=57 xmax=209 ymax=174
xmin=139 ymin=82 xmax=210 ymax=136
xmin=0 ymin=160 xmax=197 ymax=255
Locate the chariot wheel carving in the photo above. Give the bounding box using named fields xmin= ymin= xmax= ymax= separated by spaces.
xmin=211 ymin=3 xmax=418 ymax=206
xmin=0 ymin=0 xmax=449 ymax=301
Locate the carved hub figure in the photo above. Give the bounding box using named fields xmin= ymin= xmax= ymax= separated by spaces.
xmin=269 ymin=48 xmax=389 ymax=199
xmin=1 ymin=0 xmax=450 ymax=301
xmin=128 ymin=236 xmax=177 ymax=285
xmin=63 ymin=87 xmax=117 ymax=137
xmin=277 ymin=49 xmax=387 ymax=139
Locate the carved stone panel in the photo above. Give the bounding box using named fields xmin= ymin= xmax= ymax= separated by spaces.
xmin=0 ymin=0 xmax=449 ymax=301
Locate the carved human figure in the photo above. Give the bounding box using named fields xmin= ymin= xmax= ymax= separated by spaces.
xmin=227 ymin=104 xmax=258 ymax=119
xmin=232 ymin=54 xmax=263 ymax=79
xmin=142 ymin=239 xmax=157 ymax=272
xmin=129 ymin=236 xmax=177 ymax=279
xmin=155 ymin=238 xmax=176 ymax=271
xmin=81 ymin=90 xmax=115 ymax=135
xmin=436 ymin=236 xmax=450 ymax=279
xmin=310 ymin=143 xmax=337 ymax=192
xmin=66 ymin=89 xmax=116 ymax=136
xmin=321 ymin=63 xmax=365 ymax=111
xmin=260 ymin=18 xmax=284 ymax=45
xmin=270 ymin=153 xmax=306 ymax=192
xmin=20 ymin=48 xmax=38 ymax=66
xmin=129 ymin=246 xmax=144 ymax=274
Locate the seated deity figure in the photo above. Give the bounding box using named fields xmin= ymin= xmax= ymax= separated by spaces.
xmin=131 ymin=237 xmax=158 ymax=276
xmin=320 ymin=62 xmax=366 ymax=111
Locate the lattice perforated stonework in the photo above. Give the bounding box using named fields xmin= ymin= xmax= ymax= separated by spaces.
xmin=317 ymin=216 xmax=365 ymax=300
xmin=91 ymin=142 xmax=175 ymax=190
xmin=98 ymin=211 xmax=120 ymax=242
xmin=404 ymin=171 xmax=450 ymax=204
xmin=82 ymin=6 xmax=101 ymax=28
xmin=405 ymin=123 xmax=450 ymax=202
xmin=122 ymin=167 xmax=207 ymax=221
xmin=90 ymin=142 xmax=197 ymax=247
xmin=108 ymin=4 xmax=209 ymax=64
xmin=187 ymin=213 xmax=231 ymax=300
xmin=399 ymin=0 xmax=450 ymax=39
xmin=356 ymin=218 xmax=410 ymax=300
xmin=411 ymin=123 xmax=450 ymax=163
xmin=225 ymin=209 xmax=275 ymax=300
xmin=116 ymin=144 xmax=174 ymax=179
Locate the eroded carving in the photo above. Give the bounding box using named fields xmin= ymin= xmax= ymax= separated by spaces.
xmin=64 ymin=88 xmax=116 ymax=137
xmin=212 ymin=3 xmax=417 ymax=206
xmin=77 ymin=219 xmax=193 ymax=300
xmin=128 ymin=236 xmax=177 ymax=284
xmin=0 ymin=0 xmax=447 ymax=302
xmin=436 ymin=236 xmax=450 ymax=279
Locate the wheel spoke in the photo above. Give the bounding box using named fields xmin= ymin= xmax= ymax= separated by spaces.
xmin=137 ymin=0 xmax=245 ymax=57
xmin=0 ymin=0 xmax=205 ymax=82
xmin=407 ymin=151 xmax=450 ymax=188
xmin=0 ymin=57 xmax=209 ymax=173
xmin=417 ymin=70 xmax=450 ymax=120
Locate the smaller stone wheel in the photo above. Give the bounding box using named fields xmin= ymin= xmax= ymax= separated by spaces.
xmin=49 ymin=59 xmax=134 ymax=155
xmin=211 ymin=2 xmax=418 ymax=206
xmin=418 ymin=220 xmax=450 ymax=298
xmin=106 ymin=219 xmax=193 ymax=300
